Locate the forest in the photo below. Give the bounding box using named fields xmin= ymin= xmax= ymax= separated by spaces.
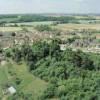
xmin=5 ymin=38 xmax=100 ymax=100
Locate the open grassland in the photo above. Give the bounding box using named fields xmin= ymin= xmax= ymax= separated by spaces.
xmin=56 ymin=23 xmax=100 ymax=31
xmin=0 ymin=61 xmax=48 ymax=99
xmin=0 ymin=64 xmax=9 ymax=98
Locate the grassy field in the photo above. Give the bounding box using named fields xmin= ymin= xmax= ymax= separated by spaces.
xmin=0 ymin=61 xmax=48 ymax=99
xmin=0 ymin=27 xmax=22 ymax=32
xmin=0 ymin=67 xmax=8 ymax=97
xmin=55 ymin=23 xmax=100 ymax=31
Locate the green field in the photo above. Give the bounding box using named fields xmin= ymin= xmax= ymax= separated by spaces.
xmin=6 ymin=21 xmax=54 ymax=26
xmin=0 ymin=61 xmax=48 ymax=99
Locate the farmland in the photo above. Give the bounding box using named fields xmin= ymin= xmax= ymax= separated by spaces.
xmin=56 ymin=23 xmax=100 ymax=31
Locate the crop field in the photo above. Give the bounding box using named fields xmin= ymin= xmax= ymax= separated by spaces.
xmin=56 ymin=23 xmax=100 ymax=31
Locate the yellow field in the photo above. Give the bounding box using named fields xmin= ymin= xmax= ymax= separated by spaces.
xmin=56 ymin=24 xmax=100 ymax=31
xmin=0 ymin=27 xmax=22 ymax=32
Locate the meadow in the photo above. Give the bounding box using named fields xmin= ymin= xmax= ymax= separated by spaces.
xmin=0 ymin=61 xmax=48 ymax=99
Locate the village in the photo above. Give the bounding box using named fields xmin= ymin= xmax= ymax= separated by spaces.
xmin=0 ymin=27 xmax=100 ymax=54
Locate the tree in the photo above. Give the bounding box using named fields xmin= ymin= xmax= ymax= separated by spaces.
xmin=13 ymin=48 xmax=22 ymax=62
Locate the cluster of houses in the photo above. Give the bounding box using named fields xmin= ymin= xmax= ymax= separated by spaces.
xmin=0 ymin=30 xmax=54 ymax=50
xmin=0 ymin=28 xmax=100 ymax=54
xmin=0 ymin=31 xmax=30 ymax=49
xmin=59 ymin=29 xmax=100 ymax=53
xmin=71 ymin=38 xmax=99 ymax=48
xmin=60 ymin=41 xmax=100 ymax=53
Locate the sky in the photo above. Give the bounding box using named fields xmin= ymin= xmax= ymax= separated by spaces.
xmin=0 ymin=0 xmax=100 ymax=14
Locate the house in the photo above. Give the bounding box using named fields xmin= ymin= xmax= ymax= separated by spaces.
xmin=8 ymin=86 xmax=16 ymax=95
